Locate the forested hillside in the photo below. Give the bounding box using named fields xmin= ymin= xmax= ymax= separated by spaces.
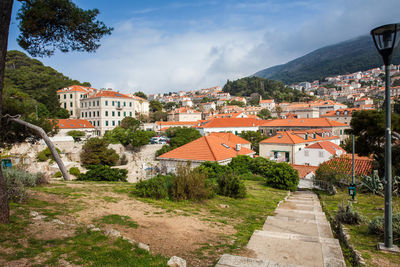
xmin=253 ymin=35 xmax=400 ymax=84
xmin=4 ymin=50 xmax=89 ymax=115
xmin=223 ymin=76 xmax=310 ymax=103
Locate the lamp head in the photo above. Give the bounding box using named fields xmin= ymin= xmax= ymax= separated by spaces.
xmin=371 ymin=23 xmax=400 ymax=65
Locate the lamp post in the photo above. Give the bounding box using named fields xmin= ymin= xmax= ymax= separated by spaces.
xmin=371 ymin=23 xmax=400 ymax=253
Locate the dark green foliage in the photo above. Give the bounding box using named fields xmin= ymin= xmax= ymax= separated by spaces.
xmin=223 ymin=76 xmax=309 ymax=103
xmin=315 ymin=161 xmax=351 ymax=185
xmin=228 ymin=155 xmax=254 ymax=175
xmin=120 ymin=154 xmax=128 ymax=165
xmin=163 ymin=102 xmax=179 ymax=111
xmin=67 ymin=130 xmax=85 ymax=142
xmin=36 ymin=147 xmax=61 ymax=162
xmin=55 ymin=108 xmax=70 ymax=119
xmin=156 ymin=144 xmax=172 ymax=157
xmin=135 ymin=174 xmax=174 ymax=199
xmin=254 ymin=35 xmax=400 ymax=84
xmin=229 ymin=100 xmax=245 ymax=107
xmin=360 ymin=171 xmax=383 ymax=195
xmin=149 ymin=100 xmax=163 ymax=112
xmin=264 ymin=162 xmax=299 ymax=191
xmin=335 ymin=201 xmax=363 ymax=225
xmin=368 ymin=213 xmax=400 ymax=239
xmin=152 ymin=111 xmax=168 ymax=122
xmin=78 ymin=165 xmax=127 ymax=182
xmin=238 ymin=131 xmax=267 ymax=153
xmin=166 ymin=127 xmax=202 ymax=149
xmin=257 ymin=108 xmax=272 ymax=119
xmin=249 ymin=157 xmax=275 ymax=177
xmin=171 ymin=163 xmax=211 ymax=201
xmin=17 ymin=0 xmax=112 ymax=57
xmin=130 ymin=130 xmax=155 ymax=148
xmin=216 ymin=171 xmax=246 ymax=199
xmin=54 ymin=171 xmax=62 ymax=177
xmin=68 ymin=167 xmax=80 ymax=177
xmin=120 ymin=117 xmax=140 ymax=131
xmin=103 ymin=127 xmax=155 ymax=148
xmin=80 ymin=138 xmax=119 ymax=167
xmin=2 ymin=168 xmax=38 ymax=202
xmin=198 ymin=161 xmax=232 ymax=180
xmin=133 ymin=91 xmax=147 ymax=100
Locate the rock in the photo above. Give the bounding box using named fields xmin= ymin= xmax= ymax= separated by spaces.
xmin=33 ymin=215 xmax=47 ymax=220
xmin=123 ymin=236 xmax=137 ymax=244
xmin=167 ymin=256 xmax=186 ymax=267
xmin=30 ymin=211 xmax=39 ymax=217
xmin=219 ymin=204 xmax=229 ymax=208
xmin=138 ymin=242 xmax=150 ymax=251
xmin=104 ymin=228 xmax=121 ymax=238
xmin=86 ymin=224 xmax=95 ymax=229
xmin=52 ymin=219 xmax=65 ymax=225
xmin=91 ymin=228 xmax=101 ymax=232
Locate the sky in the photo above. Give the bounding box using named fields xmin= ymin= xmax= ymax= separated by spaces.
xmin=7 ymin=0 xmax=400 ymax=95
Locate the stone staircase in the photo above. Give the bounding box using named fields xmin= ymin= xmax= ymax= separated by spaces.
xmin=216 ymin=191 xmax=346 ymax=267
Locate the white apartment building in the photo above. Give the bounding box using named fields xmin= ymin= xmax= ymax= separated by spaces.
xmin=259 ymin=99 xmax=275 ymax=110
xmin=57 ymin=85 xmax=97 ymax=118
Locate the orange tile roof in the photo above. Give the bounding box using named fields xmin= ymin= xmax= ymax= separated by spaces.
xmin=157 ymin=135 xmax=255 ymax=162
xmin=260 ymin=99 xmax=274 ymax=103
xmin=168 ymin=107 xmax=201 ymax=114
xmin=88 ymin=90 xmax=132 ymax=99
xmin=260 ymin=118 xmax=348 ymax=127
xmin=209 ymin=132 xmax=250 ymax=144
xmin=57 ymin=85 xmax=96 ymax=93
xmin=306 ymin=141 xmax=346 ymax=155
xmin=260 ymin=130 xmax=339 ymax=145
xmin=156 ymin=121 xmax=201 ymax=126
xmin=291 ymin=165 xmax=318 ymax=179
xmin=54 ymin=119 xmax=94 ymax=129
xmin=199 ymin=118 xmax=264 ymax=128
xmin=323 ymin=155 xmax=373 ymax=176
xmin=322 ymin=108 xmax=361 ymax=117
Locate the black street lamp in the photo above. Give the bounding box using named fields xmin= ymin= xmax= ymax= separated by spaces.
xmin=371 ymin=23 xmax=400 ymax=253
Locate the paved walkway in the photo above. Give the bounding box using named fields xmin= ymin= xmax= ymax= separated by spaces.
xmin=216 ymin=191 xmax=346 ymax=267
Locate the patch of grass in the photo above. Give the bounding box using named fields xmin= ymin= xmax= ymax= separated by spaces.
xmin=94 ymin=214 xmax=138 ymax=228
xmin=101 ymin=196 xmax=120 ymax=203
xmin=318 ymin=189 xmax=400 ymax=266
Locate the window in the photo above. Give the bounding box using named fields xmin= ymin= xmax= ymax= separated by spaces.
xmin=89 ymin=112 xmax=91 ymax=117
xmin=63 ymin=103 xmax=66 ymax=108
xmin=129 ymin=102 xmax=132 ymax=107
xmin=105 ymin=111 xmax=108 ymax=116
xmin=81 ymin=103 xmax=83 ymax=108
xmin=70 ymin=94 xmax=73 ymax=99
xmin=129 ymin=112 xmax=132 ymax=117
xmin=70 ymin=102 xmax=73 ymax=107
xmin=123 ymin=112 xmax=126 ymax=116
xmin=85 ymin=112 xmax=87 ymax=117
xmin=97 ymin=101 xmax=99 ymax=106
xmin=319 ymin=151 xmax=324 ymax=157
xmin=70 ymin=111 xmax=73 ymax=115
xmin=64 ymin=94 xmax=66 ymax=99
xmin=112 ymin=121 xmax=115 ymax=126
xmin=123 ymin=102 xmax=126 ymax=106
xmin=81 ymin=112 xmax=84 ymax=117
xmin=340 ymin=130 xmax=343 ymax=135
xmin=112 ymin=111 xmax=115 ymax=116
xmin=89 ymin=102 xmax=91 ymax=107
xmin=118 ymin=121 xmax=121 ymax=125
xmin=112 ymin=101 xmax=115 ymax=106
xmin=93 ymin=101 xmax=95 ymax=106
xmin=85 ymin=102 xmax=87 ymax=107
xmin=105 ymin=100 xmax=108 ymax=106
xmin=118 ymin=111 xmax=120 ymax=117
xmin=97 ymin=111 xmax=99 ymax=117
xmin=105 ymin=121 xmax=109 ymax=126
xmin=97 ymin=121 xmax=100 ymax=126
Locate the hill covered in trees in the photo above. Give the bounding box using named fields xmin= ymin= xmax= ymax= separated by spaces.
xmin=222 ymin=76 xmax=310 ymax=103
xmin=253 ymin=35 xmax=400 ymax=84
xmin=4 ymin=50 xmax=89 ymax=116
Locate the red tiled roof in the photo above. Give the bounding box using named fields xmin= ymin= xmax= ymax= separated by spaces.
xmin=209 ymin=132 xmax=250 ymax=144
xmin=291 ymin=165 xmax=318 ymax=179
xmin=54 ymin=119 xmax=94 ymax=129
xmin=199 ymin=118 xmax=264 ymax=128
xmin=57 ymin=85 xmax=96 ymax=93
xmin=322 ymin=108 xmax=361 ymax=117
xmin=168 ymin=107 xmax=201 ymax=114
xmin=306 ymin=141 xmax=346 ymax=156
xmin=260 ymin=99 xmax=274 ymax=103
xmin=260 ymin=130 xmax=339 ymax=144
xmin=156 ymin=121 xmax=201 ymax=126
xmin=324 ymin=156 xmax=373 ymax=176
xmin=157 ymin=135 xmax=255 ymax=162
xmin=260 ymin=118 xmax=348 ymax=127
xmin=88 ymin=90 xmax=132 ymax=99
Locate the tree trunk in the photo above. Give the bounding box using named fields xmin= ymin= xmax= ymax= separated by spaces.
xmin=8 ymin=117 xmax=70 ymax=181
xmin=0 ymin=0 xmax=14 ymax=224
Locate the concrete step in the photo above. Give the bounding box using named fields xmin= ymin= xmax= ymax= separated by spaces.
xmin=278 ymin=202 xmax=322 ymax=212
xmin=246 ymin=230 xmax=345 ymax=267
xmin=216 ymin=254 xmax=301 ymax=267
xmin=274 ymin=209 xmax=327 ymax=220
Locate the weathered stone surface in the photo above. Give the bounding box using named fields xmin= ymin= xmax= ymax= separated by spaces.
xmin=33 ymin=215 xmax=47 ymax=220
xmin=91 ymin=227 xmax=101 ymax=232
xmin=86 ymin=224 xmax=95 ymax=229
xmin=138 ymin=242 xmax=150 ymax=251
xmin=104 ymin=228 xmax=121 ymax=238
xmin=219 ymin=204 xmax=230 ymax=208
xmin=167 ymin=256 xmax=186 ymax=267
xmin=52 ymin=219 xmax=65 ymax=225
xmin=122 ymin=236 xmax=137 ymax=244
xmin=30 ymin=211 xmax=39 ymax=217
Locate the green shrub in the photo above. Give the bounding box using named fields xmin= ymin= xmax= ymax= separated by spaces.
xmin=78 ymin=165 xmax=128 ymax=182
xmin=335 ymin=201 xmax=363 ymax=225
xmin=360 ymin=170 xmax=383 ymax=195
xmin=135 ymin=174 xmax=174 ymax=199
xmin=198 ymin=161 xmax=232 ymax=180
xmin=217 ymin=171 xmax=246 ymax=198
xmin=54 ymin=171 xmax=62 ymax=178
xmin=2 ymin=168 xmax=37 ymax=202
xmin=228 ymin=155 xmax=254 ymax=175
xmin=120 ymin=154 xmax=128 ymax=165
xmin=265 ymin=162 xmax=299 ymax=191
xmin=315 ymin=160 xmax=351 ymax=186
xmin=240 ymin=172 xmax=264 ymax=181
xmin=36 ymin=147 xmax=61 ymax=162
xmin=69 ymin=167 xmax=81 ymax=176
xmin=156 ymin=144 xmax=172 ymax=157
xmin=67 ymin=130 xmax=85 ymax=142
xmin=369 ymin=213 xmax=400 ymax=238
xmin=171 ymin=163 xmax=211 ymax=201
xmin=80 ymin=138 xmax=119 ymax=167
xmin=249 ymin=157 xmax=275 ymax=177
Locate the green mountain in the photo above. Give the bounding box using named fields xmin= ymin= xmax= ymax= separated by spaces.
xmin=4 ymin=50 xmax=89 ymax=115
xmin=253 ymin=35 xmax=400 ymax=84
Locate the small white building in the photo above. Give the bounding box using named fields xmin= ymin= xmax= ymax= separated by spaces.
xmin=196 ymin=118 xmax=262 ymax=136
xmin=167 ymin=107 xmax=202 ymax=122
xmin=294 ymin=141 xmax=346 ymax=166
xmin=259 ymin=99 xmax=275 ymax=110
xmin=54 ymin=118 xmax=96 ymax=137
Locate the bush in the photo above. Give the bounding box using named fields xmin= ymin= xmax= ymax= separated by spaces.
xmin=69 ymin=167 xmax=81 ymax=176
xmin=249 ymin=157 xmax=275 ymax=177
xmin=54 ymin=171 xmax=62 ymax=178
xmin=240 ymin=172 xmax=264 ymax=181
xmin=265 ymin=162 xmax=299 ymax=191
xmin=156 ymin=144 xmax=172 ymax=157
xmin=77 ymin=165 xmax=128 ymax=182
xmin=315 ymin=161 xmax=351 ymax=186
xmin=36 ymin=147 xmax=61 ymax=162
xmin=171 ymin=163 xmax=211 ymax=201
xmin=67 ymin=130 xmax=85 ymax=142
xmin=198 ymin=161 xmax=232 ymax=180
xmin=120 ymin=154 xmax=128 ymax=165
xmin=228 ymin=155 xmax=254 ymax=175
xmin=35 ymin=172 xmax=49 ymax=185
xmin=335 ymin=201 xmax=363 ymax=225
xmin=80 ymin=138 xmax=119 ymax=167
xmin=135 ymin=174 xmax=174 ymax=199
xmin=2 ymin=168 xmax=37 ymax=202
xmin=369 ymin=213 xmax=400 ymax=239
xmin=217 ymin=171 xmax=246 ymax=198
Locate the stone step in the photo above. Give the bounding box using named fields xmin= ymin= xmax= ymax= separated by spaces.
xmin=278 ymin=202 xmax=322 ymax=212
xmin=274 ymin=209 xmax=327 ymax=220
xmin=215 ymin=254 xmax=301 ymax=267
xmin=262 ymin=216 xmax=333 ymax=238
xmin=247 ymin=230 xmax=345 ymax=267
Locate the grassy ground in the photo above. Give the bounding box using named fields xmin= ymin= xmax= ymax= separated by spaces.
xmin=318 ymin=189 xmax=400 ymax=266
xmin=0 ymin=180 xmax=287 ymax=266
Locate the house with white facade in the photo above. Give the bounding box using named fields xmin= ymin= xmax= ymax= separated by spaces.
xmin=259 ymin=99 xmax=275 ymax=110
xmin=294 ymin=141 xmax=346 ymax=166
xmin=196 ymin=118 xmax=263 ymax=136
xmin=167 ymin=107 xmax=202 ymax=122
xmin=54 ymin=118 xmax=96 ymax=137
xmin=57 ymin=85 xmax=97 ymax=118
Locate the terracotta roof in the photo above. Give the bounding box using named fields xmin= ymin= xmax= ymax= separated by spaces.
xmin=260 ymin=99 xmax=274 ymax=104
xmin=57 ymin=85 xmax=96 ymax=93
xmin=260 ymin=118 xmax=348 ymax=127
xmin=323 ymin=156 xmax=373 ymax=176
xmin=291 ymin=165 xmax=318 ymax=179
xmin=209 ymin=132 xmax=250 ymax=144
xmin=168 ymin=107 xmax=201 ymax=114
xmin=88 ymin=90 xmax=132 ymax=99
xmin=157 ymin=135 xmax=255 ymax=162
xmin=322 ymin=108 xmax=361 ymax=117
xmin=54 ymin=119 xmax=94 ymax=129
xmin=306 ymin=141 xmax=346 ymax=155
xmin=260 ymin=130 xmax=339 ymax=145
xmin=199 ymin=118 xmax=264 ymax=128
xmin=156 ymin=121 xmax=201 ymax=126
